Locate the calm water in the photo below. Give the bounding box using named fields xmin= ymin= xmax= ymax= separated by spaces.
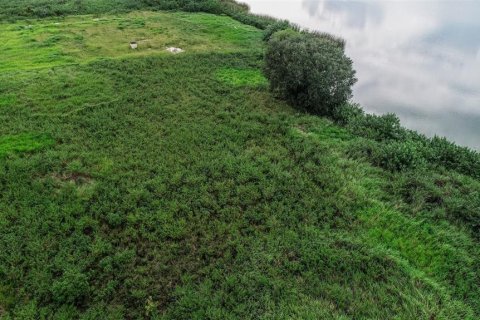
xmin=242 ymin=0 xmax=480 ymax=150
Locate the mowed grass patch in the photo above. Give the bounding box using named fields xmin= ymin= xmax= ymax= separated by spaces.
xmin=216 ymin=67 xmax=267 ymax=87
xmin=0 ymin=11 xmax=263 ymax=72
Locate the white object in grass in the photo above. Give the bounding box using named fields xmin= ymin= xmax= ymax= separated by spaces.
xmin=166 ymin=47 xmax=184 ymax=54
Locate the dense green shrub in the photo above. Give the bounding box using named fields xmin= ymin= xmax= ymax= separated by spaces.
xmin=348 ymin=113 xmax=407 ymax=142
xmin=426 ymin=136 xmax=480 ymax=179
xmin=374 ymin=140 xmax=426 ymax=172
xmin=141 ymin=0 xmax=223 ymax=13
xmin=332 ymin=103 xmax=406 ymax=141
xmin=332 ymin=103 xmax=480 ymax=178
xmin=332 ymin=102 xmax=364 ymax=125
xmin=218 ymin=0 xmax=277 ymax=29
xmin=262 ymin=20 xmax=297 ymax=42
xmin=51 ymin=268 xmax=90 ymax=305
xmin=0 ymin=0 xmax=142 ymax=19
xmin=264 ymin=31 xmax=356 ymax=116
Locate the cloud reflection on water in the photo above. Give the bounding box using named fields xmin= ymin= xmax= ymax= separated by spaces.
xmin=242 ymin=0 xmax=480 ymax=149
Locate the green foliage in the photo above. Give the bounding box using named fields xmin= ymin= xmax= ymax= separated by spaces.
xmin=332 ymin=103 xmax=480 ymax=179
xmin=305 ymin=30 xmax=346 ymax=50
xmin=264 ymin=31 xmax=357 ymax=116
xmin=425 ymin=136 xmax=480 ymax=178
xmin=389 ymin=170 xmax=480 ymax=239
xmin=214 ymin=0 xmax=277 ymax=29
xmin=374 ymin=140 xmax=427 ymax=172
xmin=0 ymin=95 xmax=16 ymax=108
xmin=2 ymin=49 xmax=478 ymax=318
xmin=332 ymin=103 xmax=405 ymax=141
xmin=349 ymin=113 xmax=406 ymax=141
xmin=216 ymin=68 xmax=267 ymax=86
xmin=51 ymin=268 xmax=90 ymax=305
xmin=262 ymin=20 xmax=297 ymax=42
xmin=0 ymin=0 xmax=141 ymax=20
xmin=0 ymin=5 xmax=479 ymax=320
xmin=331 ymin=102 xmax=364 ymax=125
xmin=0 ymin=133 xmax=54 ymax=157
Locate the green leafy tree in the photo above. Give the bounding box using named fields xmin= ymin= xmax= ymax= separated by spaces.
xmin=264 ymin=30 xmax=356 ymax=116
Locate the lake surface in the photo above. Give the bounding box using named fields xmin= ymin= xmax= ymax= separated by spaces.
xmin=242 ymin=0 xmax=480 ymax=150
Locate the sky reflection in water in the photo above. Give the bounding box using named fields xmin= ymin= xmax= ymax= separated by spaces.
xmin=242 ymin=0 xmax=480 ymax=149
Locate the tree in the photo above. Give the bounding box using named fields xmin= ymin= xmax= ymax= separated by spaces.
xmin=264 ymin=30 xmax=356 ymax=116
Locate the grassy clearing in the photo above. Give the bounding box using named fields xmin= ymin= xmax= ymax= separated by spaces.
xmin=0 ymin=11 xmax=262 ymax=71
xmin=0 ymin=8 xmax=479 ymax=320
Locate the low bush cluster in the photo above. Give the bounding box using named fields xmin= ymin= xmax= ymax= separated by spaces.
xmin=333 ymin=103 xmax=480 ymax=177
xmin=143 ymin=0 xmax=276 ymax=28
xmin=374 ymin=140 xmax=427 ymax=172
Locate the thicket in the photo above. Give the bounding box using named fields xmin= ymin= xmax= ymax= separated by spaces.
xmin=264 ymin=30 xmax=356 ymax=116
xmin=333 ymin=103 xmax=480 ymax=178
xmin=263 ymin=28 xmax=480 ymax=180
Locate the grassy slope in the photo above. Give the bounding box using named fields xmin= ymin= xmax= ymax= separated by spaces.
xmin=0 ymin=11 xmax=261 ymax=71
xmin=0 ymin=10 xmax=479 ymax=320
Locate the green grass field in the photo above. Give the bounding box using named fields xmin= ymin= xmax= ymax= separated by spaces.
xmin=0 ymin=11 xmax=261 ymax=71
xmin=0 ymin=7 xmax=479 ymax=320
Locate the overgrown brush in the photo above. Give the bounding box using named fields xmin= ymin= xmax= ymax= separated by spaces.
xmin=333 ymin=103 xmax=480 ymax=178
